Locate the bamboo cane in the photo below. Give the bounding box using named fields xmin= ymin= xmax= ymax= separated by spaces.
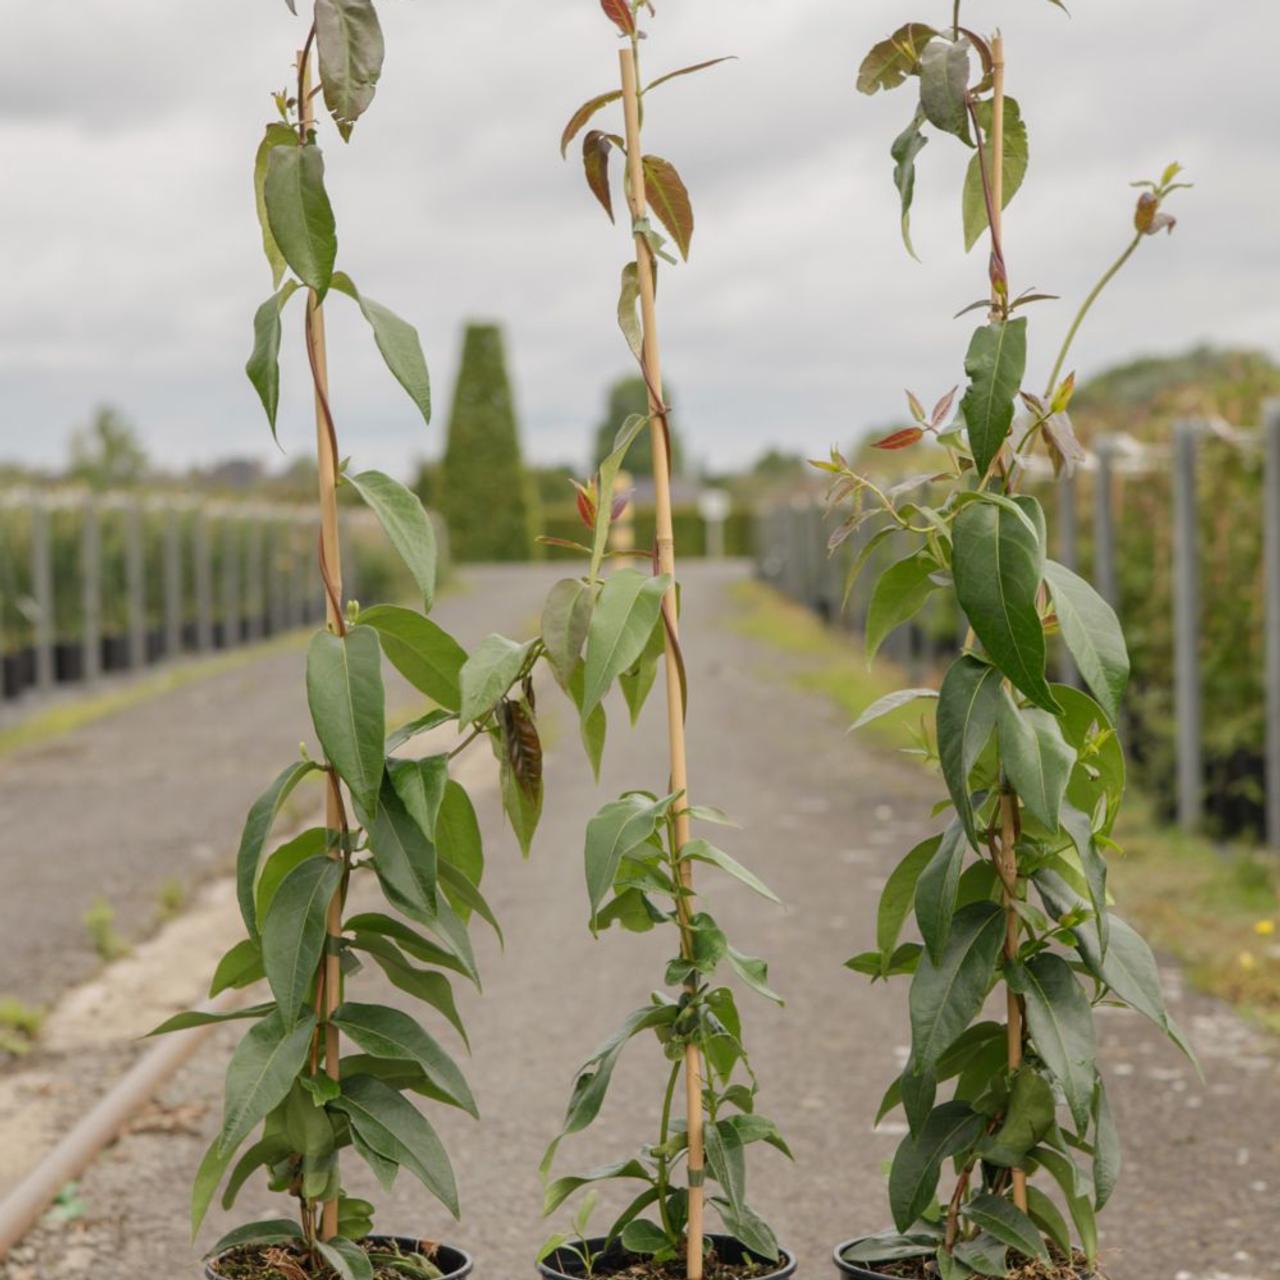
xmin=618 ymin=47 xmax=705 ymax=1280
xmin=299 ymin=47 xmax=345 ymax=1243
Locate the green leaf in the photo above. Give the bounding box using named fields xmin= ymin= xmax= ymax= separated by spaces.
xmin=252 ymin=123 xmax=297 ymax=287
xmin=959 ymin=319 xmax=1028 ymax=480
xmin=963 ymin=1195 xmax=1048 ymax=1262
xmin=1044 ymin=560 xmax=1129 ymax=724
xmin=618 ymin=603 xmax=665 ymax=725
xmin=890 ymin=110 xmax=929 ymax=259
xmin=617 ymin=262 xmax=643 ymax=360
xmin=1025 ymin=1186 xmax=1072 ymax=1259
xmin=953 ymin=1234 xmax=1007 ymax=1277
xmin=307 ymin=626 xmax=385 ymax=817
xmin=592 ymin=415 xmax=648 ymax=579
xmin=317 ymin=1237 xmax=374 ymax=1280
xmin=841 ymin=1234 xmax=940 ymax=1265
xmin=191 ymin=1136 xmax=236 ymax=1238
xmin=1059 ymin=802 xmax=1109 ymax=955
xmin=1092 ymin=1079 xmax=1121 ymax=1210
xmin=331 ymin=1074 xmax=459 ymax=1217
xmin=582 ymin=569 xmax=671 ymax=716
xmin=888 ymin=1100 xmax=985 ymax=1232
xmin=543 ymin=1158 xmax=652 ymax=1216
xmin=386 ymin=708 xmax=453 ymax=752
xmin=367 ymin=773 xmax=438 ymax=920
xmin=567 ymin=662 xmax=608 ymax=781
xmin=853 ymin=687 xmax=938 ymax=732
xmin=359 ymin=604 xmax=466 ymax=711
xmin=1053 ymin=684 xmax=1125 ymax=831
xmin=704 ymin=1117 xmax=746 ymax=1214
xmin=642 ymin=155 xmax=694 ymax=261
xmin=148 ymin=1002 xmax=275 ymax=1038
xmin=727 ymin=945 xmax=783 ymax=1005
xmin=919 ymin=37 xmax=971 ymax=142
xmin=584 ymin=792 xmax=675 ymax=927
xmin=263 ymin=143 xmax=337 ymax=298
xmin=236 ymin=761 xmax=322 ymax=938
xmin=997 ymin=690 xmax=1076 ymax=830
xmin=209 ymin=937 xmax=265 ymax=997
xmin=221 ymin=1135 xmax=293 ymax=1214
xmin=1032 ymin=1146 xmax=1097 ymax=1265
xmin=332 ymin=1001 xmax=476 ymax=1117
xmin=542 ymin=578 xmax=594 ymax=685
xmin=620 ymin=1220 xmax=670 ymax=1256
xmin=458 ymin=634 xmax=534 ymax=725
xmin=436 ymin=779 xmax=484 ymax=889
xmin=877 ymin=835 xmax=940 ymax=957
xmin=1010 ymin=953 xmax=1096 ymax=1132
xmin=866 ymin=551 xmax=936 ymax=660
xmin=245 ymin=281 xmax=301 ymax=437
xmin=345 ymin=911 xmax=467 ymax=978
xmin=389 ymin=755 xmax=448 ymax=844
xmin=255 ymin=827 xmax=328 ymax=927
xmin=936 ymin=654 xmax=1002 ymax=847
xmin=315 ymin=0 xmax=384 ymax=140
xmin=683 ymin=838 xmax=780 ymax=905
xmin=953 ymin=494 xmax=1058 ymax=713
xmin=330 ymin=273 xmax=431 ymax=423
xmin=206 ymin=1219 xmax=304 ymax=1257
xmin=915 ymin=820 xmax=967 ymax=964
xmin=346 ymin=470 xmax=437 ymax=608
xmin=963 ymin=98 xmax=1029 ymax=251
xmin=977 ymin=1065 xmax=1056 ymax=1166
xmin=218 ymin=1008 xmax=317 ymax=1155
xmin=262 ymin=856 xmax=342 ymax=1022
xmin=349 ymin=934 xmax=470 ymax=1044
xmin=908 ymin=900 xmax=1004 ymax=1073
xmin=857 ymin=24 xmax=937 ymax=94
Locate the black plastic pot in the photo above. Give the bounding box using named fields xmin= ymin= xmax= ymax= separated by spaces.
xmin=538 ymin=1234 xmax=796 ymax=1280
xmin=204 ymin=1236 xmax=472 ymax=1280
xmin=833 ymin=1238 xmax=899 ymax=1280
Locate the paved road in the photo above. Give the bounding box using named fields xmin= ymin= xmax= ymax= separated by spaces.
xmin=1 ymin=563 xmax=1277 ymax=1279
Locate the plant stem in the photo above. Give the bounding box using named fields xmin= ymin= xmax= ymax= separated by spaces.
xmin=656 ymin=1060 xmax=681 ymax=1238
xmin=618 ymin=47 xmax=704 ymax=1280
xmin=1043 ymin=233 xmax=1142 ymax=397
xmin=997 ymin=785 xmax=1028 ymax=1212
xmin=299 ymin=45 xmax=344 ymax=1244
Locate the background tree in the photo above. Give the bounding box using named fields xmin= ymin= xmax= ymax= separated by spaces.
xmin=591 ymin=374 xmax=684 ymax=478
xmin=68 ymin=406 xmax=148 ymax=489
xmin=440 ymin=323 xmax=535 ymax=561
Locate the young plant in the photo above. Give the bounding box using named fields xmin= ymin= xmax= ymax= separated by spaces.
xmin=150 ymin=4 xmax=508 ymax=1276
xmin=536 ymin=5 xmax=789 ymax=1278
xmin=830 ymin=8 xmax=1192 ymax=1278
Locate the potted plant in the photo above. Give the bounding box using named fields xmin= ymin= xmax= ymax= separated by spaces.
xmin=148 ymin=3 xmax=512 ymax=1276
xmin=529 ymin=6 xmax=796 ymax=1280
xmin=824 ymin=7 xmax=1193 ymax=1278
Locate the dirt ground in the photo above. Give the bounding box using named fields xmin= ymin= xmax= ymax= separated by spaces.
xmin=1 ymin=563 xmax=1276 ymax=1280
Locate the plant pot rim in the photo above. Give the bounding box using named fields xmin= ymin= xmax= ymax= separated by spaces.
xmin=832 ymin=1236 xmax=1099 ymax=1280
xmin=536 ymin=1232 xmax=796 ymax=1280
xmin=204 ymin=1234 xmax=473 ymax=1280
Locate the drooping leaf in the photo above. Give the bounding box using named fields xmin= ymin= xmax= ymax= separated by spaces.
xmin=209 ymin=937 xmax=266 ymax=997
xmin=389 ymin=755 xmax=448 ymax=845
xmin=436 ymin=779 xmax=484 ymax=889
xmin=1059 ymin=801 xmax=1109 ymax=955
xmin=330 ymin=274 xmax=431 ymax=424
xmin=315 ymin=0 xmax=385 ymax=140
xmin=581 ymin=569 xmax=671 ymax=716
xmin=148 ymin=1002 xmax=275 ymax=1038
xmin=953 ymin=496 xmax=1058 ymax=713
xmin=386 ymin=708 xmax=453 ymax=753
xmin=263 ymin=143 xmax=337 ymax=297
xmin=960 ymin=319 xmax=1027 ymax=479
xmin=542 ymin=578 xmax=594 ymax=686
xmin=617 ymin=261 xmax=644 ymax=359
xmin=853 ymin=687 xmax=938 ymax=732
xmin=1043 ymin=560 xmax=1129 ymax=724
xmin=348 ymin=933 xmax=470 ymax=1043
xmin=644 ymin=57 xmax=736 ymax=94
xmin=206 ymin=1219 xmax=305 ymax=1257
xmin=936 ymin=654 xmax=1002 ymax=847
xmin=996 ymin=689 xmax=1076 ymax=831
xmin=599 ymin=0 xmax=635 ymax=36
xmin=1092 ymin=1079 xmax=1122 ymax=1210
xmin=857 ymin=24 xmax=937 ymax=94
xmin=346 ymin=469 xmax=437 ymax=608
xmin=963 ymin=1195 xmax=1048 ymax=1262
xmin=890 ymin=109 xmax=929 ymax=259
xmin=307 ymin=625 xmax=386 ymax=817
xmin=332 ymin=1074 xmax=459 ymax=1216
xmin=962 ymin=97 xmax=1029 ymax=251
xmin=866 ymin=551 xmax=937 ymax=660
xmin=683 ymin=838 xmax=780 ymax=904
xmin=245 ymin=281 xmax=301 ymax=438
xmin=908 ymin=900 xmax=1005 ymax=1073
xmin=1032 ymin=1146 xmax=1098 ymax=1266
xmin=358 ymin=604 xmax=466 ymax=711
xmin=582 ymin=130 xmax=616 ymax=221
xmin=252 ymin=123 xmax=298 ymax=287
xmin=317 ymin=1238 xmax=374 ymax=1280
xmin=888 ymin=1100 xmax=985 ymax=1232
xmin=1025 ymin=1186 xmax=1072 ymax=1259
xmin=262 ymin=856 xmax=343 ymax=1023
xmin=876 ymin=835 xmax=941 ymax=958
xmin=542 ymin=1158 xmax=653 ymax=1216
xmin=642 ymin=155 xmax=694 ymax=261
xmin=235 ymin=760 xmax=322 ymax=938
xmin=567 ymin=662 xmax=608 ymax=781
xmin=367 ymin=773 xmax=438 ymax=919
xmin=914 ymin=820 xmax=967 ymax=964
xmin=218 ymin=1008 xmax=317 ymax=1155
xmin=497 ymin=697 xmax=543 ymax=856
xmin=1009 ymin=953 xmax=1096 ymax=1132
xmin=592 ymin=415 xmax=648 ymax=579
xmin=332 ymin=1002 xmax=476 ymax=1117
xmin=255 ymin=827 xmax=328 ymax=927
xmin=977 ymin=1065 xmax=1056 ymax=1166
xmin=918 ymin=37 xmax=972 ymax=142
xmin=561 ymin=90 xmax=623 ymax=157
xmin=954 ymin=1234 xmax=1007 ymax=1277
xmin=584 ymin=792 xmax=675 ymax=927
xmin=458 ymin=634 xmax=535 ymax=726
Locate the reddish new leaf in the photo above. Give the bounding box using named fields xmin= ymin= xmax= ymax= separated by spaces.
xmin=642 ymin=155 xmax=694 ymax=261
xmin=600 ymin=0 xmax=636 ymax=35
xmin=930 ymin=386 xmax=958 ymax=428
xmin=560 ymin=90 xmax=622 ymax=157
xmin=582 ymin=130 xmax=615 ymax=222
xmin=871 ymin=427 xmax=925 ymax=450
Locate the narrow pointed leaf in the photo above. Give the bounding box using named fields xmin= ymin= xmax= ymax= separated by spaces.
xmin=1043 ymin=560 xmax=1128 ymax=724
xmin=252 ymin=123 xmax=298 ymax=287
xmin=245 ymin=281 xmax=301 ymax=438
xmin=262 ymin=857 xmax=342 ymax=1022
xmin=359 ymin=604 xmax=466 ymax=711
xmin=642 ymin=155 xmax=693 ymax=260
xmin=458 ymin=634 xmax=534 ymax=725
xmin=890 ymin=110 xmax=929 ymax=258
xmin=888 ymin=1100 xmax=985 ymax=1232
xmin=582 ymin=569 xmax=671 ymax=716
xmin=866 ymin=551 xmax=936 ymax=660
xmin=561 ymin=90 xmax=623 ymax=157
xmin=218 ymin=1008 xmax=317 ymax=1155
xmin=963 ymin=98 xmax=1029 ymax=251
xmin=307 ymin=626 xmax=385 ymax=817
xmin=316 ymin=0 xmax=384 ymax=140
xmin=346 ymin=469 xmax=437 ymax=609
xmin=263 ymin=143 xmax=336 ymax=297
xmin=997 ymin=689 xmax=1076 ymax=830
xmin=936 ymin=654 xmax=1002 ymax=847
xmin=919 ymin=37 xmax=971 ymax=141
xmin=915 ymin=820 xmax=967 ymax=963
xmin=963 ymin=1195 xmax=1048 ymax=1262
xmin=960 ymin=319 xmax=1027 ymax=479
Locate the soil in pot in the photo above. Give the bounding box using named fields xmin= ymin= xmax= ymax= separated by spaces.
xmin=834 ymin=1239 xmax=1098 ymax=1280
xmin=207 ymin=1236 xmax=472 ymax=1280
xmin=539 ymin=1234 xmax=796 ymax=1280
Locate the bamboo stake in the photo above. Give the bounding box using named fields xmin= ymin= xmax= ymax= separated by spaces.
xmin=299 ymin=47 xmax=345 ymax=1243
xmin=618 ymin=47 xmax=705 ymax=1280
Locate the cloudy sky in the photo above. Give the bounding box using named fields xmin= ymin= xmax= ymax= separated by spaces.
xmin=2 ymin=1 xmax=1277 ymax=484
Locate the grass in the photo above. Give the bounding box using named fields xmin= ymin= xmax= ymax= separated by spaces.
xmin=728 ymin=577 xmax=1280 ymax=1034
xmin=83 ymin=896 xmax=129 ymax=962
xmin=0 ymin=996 xmax=44 ymax=1057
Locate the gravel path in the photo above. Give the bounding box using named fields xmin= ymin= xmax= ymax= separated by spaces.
xmin=1 ymin=562 xmax=1277 ymax=1280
